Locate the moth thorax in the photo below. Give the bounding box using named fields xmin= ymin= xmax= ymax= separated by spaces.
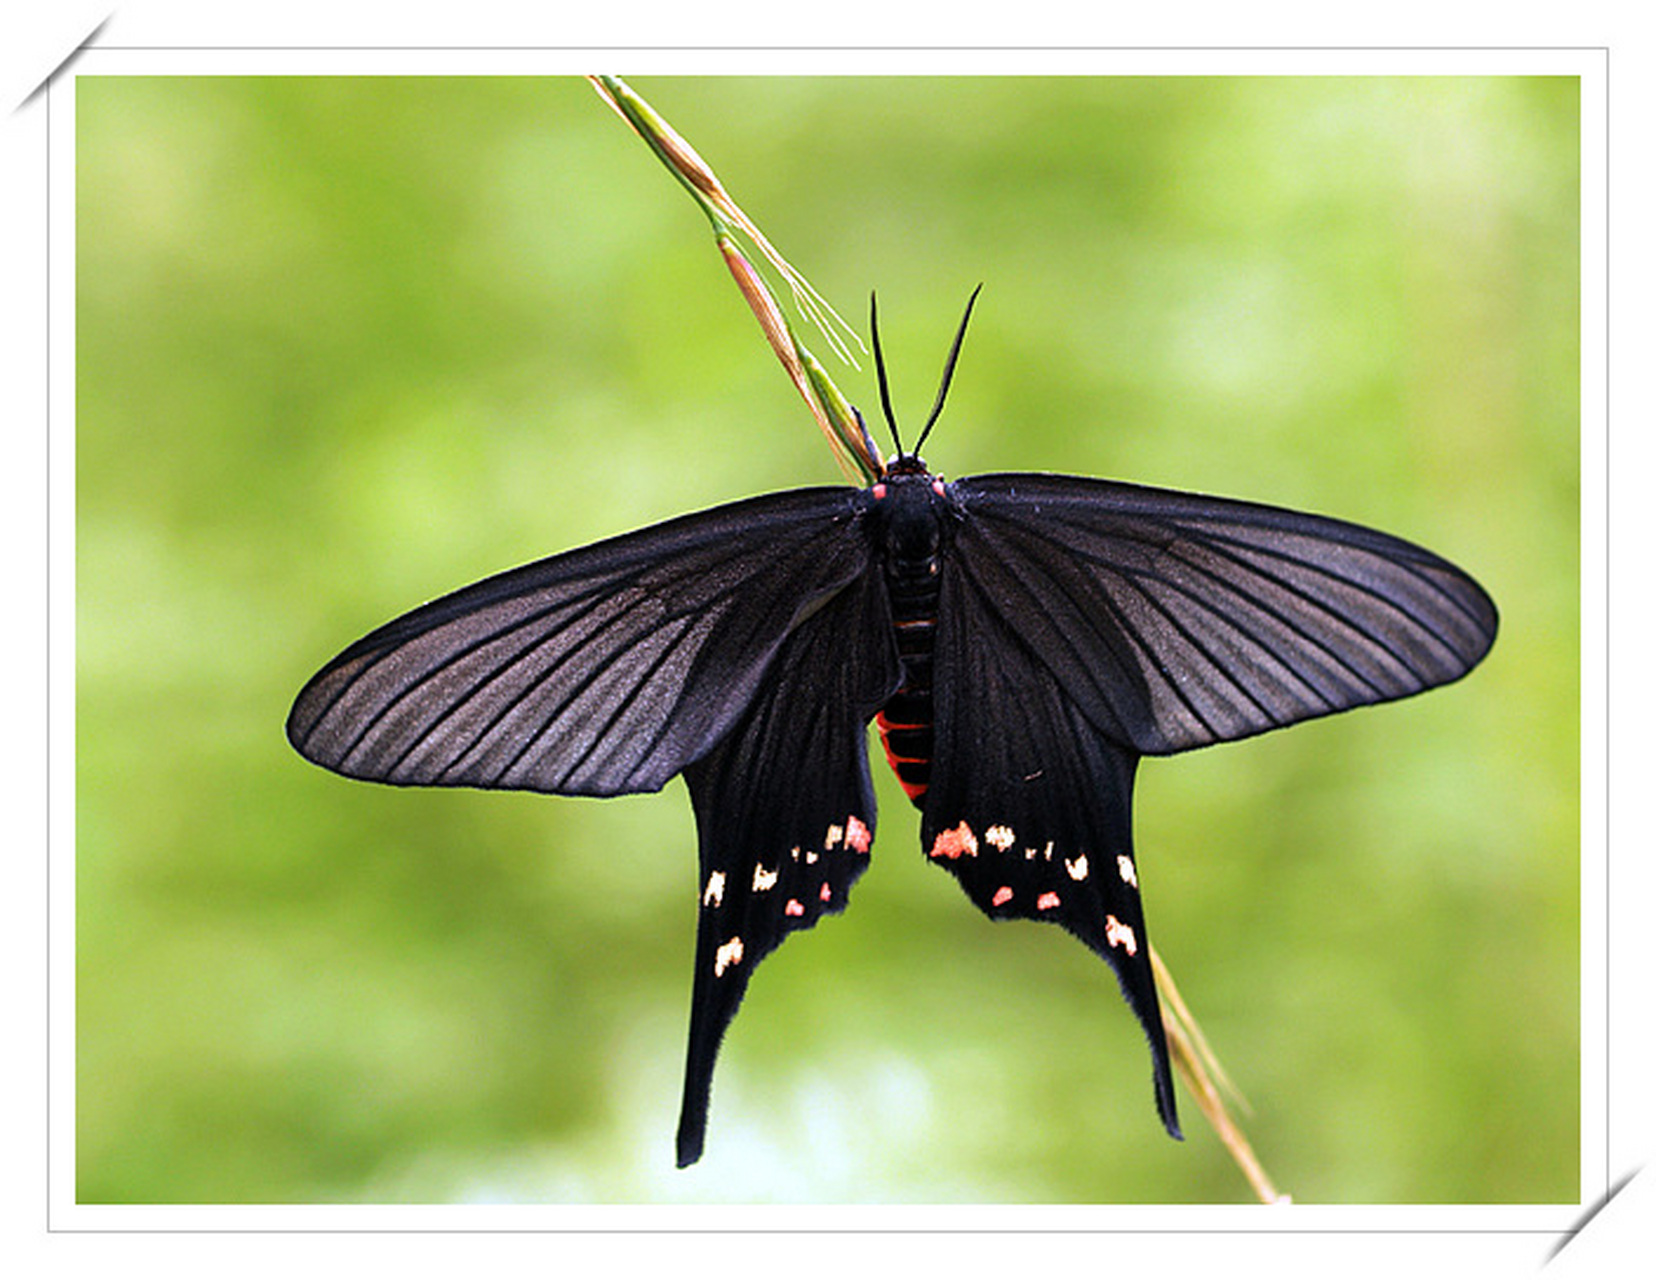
xmin=880 ymin=480 xmax=945 ymax=582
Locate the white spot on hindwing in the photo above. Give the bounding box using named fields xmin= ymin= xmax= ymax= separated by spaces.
xmin=752 ymin=864 xmax=778 ymax=892
xmin=985 ymin=824 xmax=1015 ymax=851
xmin=702 ymin=871 xmax=725 ymax=908
xmin=826 ymin=823 xmax=844 ymax=850
xmin=714 ymin=936 xmax=745 ymax=976
xmin=1065 ymin=853 xmax=1089 ymax=881
xmin=1117 ymin=855 xmax=1138 ymax=887
xmin=1104 ymin=915 xmax=1138 ymax=955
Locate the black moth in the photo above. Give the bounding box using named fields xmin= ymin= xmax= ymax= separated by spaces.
xmin=288 ymin=291 xmax=1497 ymax=1168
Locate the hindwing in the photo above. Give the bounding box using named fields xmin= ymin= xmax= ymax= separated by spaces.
xmin=923 ymin=551 xmax=1179 ymax=1136
xmin=678 ymin=567 xmax=901 ymax=1165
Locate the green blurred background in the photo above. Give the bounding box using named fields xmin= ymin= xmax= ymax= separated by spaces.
xmin=76 ymin=75 xmax=1578 ymax=1204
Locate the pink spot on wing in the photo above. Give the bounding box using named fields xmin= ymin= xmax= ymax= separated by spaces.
xmin=1104 ymin=914 xmax=1139 ymax=956
xmin=991 ymin=885 xmax=1013 ymax=907
xmin=819 ymin=882 xmax=833 ymax=903
xmin=785 ymin=899 xmax=805 ymax=917
xmin=845 ymin=815 xmax=872 ymax=854
xmin=1036 ymin=891 xmax=1061 ymax=911
xmin=930 ymin=822 xmax=979 ymax=860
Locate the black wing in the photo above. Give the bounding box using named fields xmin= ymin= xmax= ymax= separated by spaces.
xmin=678 ymin=567 xmax=901 ymax=1166
xmin=921 ymin=567 xmax=1179 ymax=1137
xmin=948 ymin=473 xmax=1498 ymax=754
xmin=921 ymin=471 xmax=1496 ymax=1139
xmin=287 ymin=487 xmax=868 ymax=797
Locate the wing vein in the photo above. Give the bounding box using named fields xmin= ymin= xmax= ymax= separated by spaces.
xmin=1041 ymin=504 xmax=1480 ymax=672
xmin=989 ymin=504 xmax=1446 ymax=688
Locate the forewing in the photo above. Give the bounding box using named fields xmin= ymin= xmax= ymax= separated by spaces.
xmin=950 ymin=473 xmax=1498 ymax=755
xmin=676 ymin=569 xmax=901 ymax=1166
xmin=287 ymin=487 xmax=867 ymax=797
xmin=922 ymin=565 xmax=1178 ymax=1137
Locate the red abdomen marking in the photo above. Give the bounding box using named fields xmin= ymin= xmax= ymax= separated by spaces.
xmin=879 ymin=582 xmax=940 ymax=810
xmin=877 ymin=705 xmax=931 ymax=803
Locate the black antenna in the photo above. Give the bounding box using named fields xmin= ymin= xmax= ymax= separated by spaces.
xmin=913 ymin=283 xmax=983 ymax=456
xmin=869 ymin=291 xmax=903 ymax=455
